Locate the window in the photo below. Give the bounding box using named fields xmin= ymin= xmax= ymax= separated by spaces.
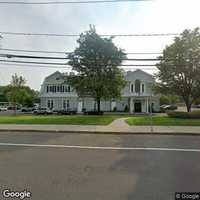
xmin=142 ymin=84 xmax=145 ymax=93
xmin=135 ymin=79 xmax=141 ymax=93
xmin=63 ymin=100 xmax=70 ymax=109
xmin=65 ymin=86 xmax=68 ymax=92
xmin=46 ymin=86 xmax=49 ymax=93
xmin=68 ymin=86 xmax=71 ymax=92
xmin=63 ymin=100 xmax=66 ymax=109
xmin=57 ymin=85 xmax=60 ymax=92
xmin=47 ymin=100 xmax=51 ymax=108
xmin=47 ymin=100 xmax=53 ymax=109
xmin=67 ymin=100 xmax=70 ymax=108
xmin=64 ymin=85 xmax=71 ymax=92
xmin=131 ymin=83 xmax=134 ymax=93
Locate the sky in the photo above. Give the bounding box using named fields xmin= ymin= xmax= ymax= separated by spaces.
xmin=0 ymin=0 xmax=200 ymax=90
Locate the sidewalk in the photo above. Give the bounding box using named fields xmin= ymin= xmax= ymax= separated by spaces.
xmin=0 ymin=118 xmax=200 ymax=135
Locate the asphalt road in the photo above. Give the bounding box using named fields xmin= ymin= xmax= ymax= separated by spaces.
xmin=0 ymin=132 xmax=200 ymax=200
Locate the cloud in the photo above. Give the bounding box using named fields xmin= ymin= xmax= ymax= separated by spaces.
xmin=0 ymin=0 xmax=199 ymax=89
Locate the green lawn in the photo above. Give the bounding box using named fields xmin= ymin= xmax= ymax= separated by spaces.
xmin=126 ymin=116 xmax=200 ymax=126
xmin=0 ymin=115 xmax=122 ymax=125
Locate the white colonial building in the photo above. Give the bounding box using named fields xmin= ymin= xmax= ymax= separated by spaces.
xmin=39 ymin=69 xmax=160 ymax=113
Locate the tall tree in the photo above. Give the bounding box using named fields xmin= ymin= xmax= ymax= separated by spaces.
xmin=7 ymin=74 xmax=26 ymax=114
xmin=67 ymin=26 xmax=126 ymax=113
xmin=156 ymin=28 xmax=200 ymax=112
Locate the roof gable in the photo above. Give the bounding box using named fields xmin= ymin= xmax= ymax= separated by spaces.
xmin=43 ymin=71 xmax=65 ymax=84
xmin=125 ymin=69 xmax=154 ymax=82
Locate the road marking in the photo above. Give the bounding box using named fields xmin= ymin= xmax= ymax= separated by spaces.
xmin=0 ymin=142 xmax=199 ymax=152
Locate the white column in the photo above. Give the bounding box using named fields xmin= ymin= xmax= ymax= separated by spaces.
xmin=129 ymin=97 xmax=133 ymax=114
xmin=146 ymin=97 xmax=149 ymax=113
xmin=77 ymin=99 xmax=83 ymax=113
xmin=111 ymin=101 xmax=116 ymax=111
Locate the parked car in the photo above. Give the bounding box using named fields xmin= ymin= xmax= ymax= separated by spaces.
xmin=21 ymin=107 xmax=33 ymax=112
xmin=84 ymin=110 xmax=104 ymax=115
xmin=0 ymin=107 xmax=8 ymax=111
xmin=57 ymin=108 xmax=77 ymax=115
xmin=33 ymin=108 xmax=53 ymax=115
xmin=7 ymin=106 xmax=21 ymax=110
xmin=160 ymin=104 xmax=177 ymax=112
xmin=192 ymin=104 xmax=200 ymax=108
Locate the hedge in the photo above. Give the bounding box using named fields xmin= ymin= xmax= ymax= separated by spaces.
xmin=167 ymin=111 xmax=200 ymax=119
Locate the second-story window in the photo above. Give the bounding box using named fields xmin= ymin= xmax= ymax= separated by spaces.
xmin=131 ymin=83 xmax=134 ymax=93
xmin=142 ymin=84 xmax=145 ymax=93
xmin=57 ymin=85 xmax=60 ymax=92
xmin=135 ymin=79 xmax=141 ymax=93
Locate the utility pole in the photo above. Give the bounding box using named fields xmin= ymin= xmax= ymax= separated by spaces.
xmin=0 ymin=35 xmax=3 ymax=48
xmin=150 ymin=83 xmax=153 ymax=133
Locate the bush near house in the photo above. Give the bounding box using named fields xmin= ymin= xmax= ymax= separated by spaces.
xmin=167 ymin=111 xmax=200 ymax=119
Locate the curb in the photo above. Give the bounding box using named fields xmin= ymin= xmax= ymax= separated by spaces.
xmin=0 ymin=129 xmax=200 ymax=136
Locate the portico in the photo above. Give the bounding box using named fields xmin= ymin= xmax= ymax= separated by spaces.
xmin=129 ymin=97 xmax=150 ymax=113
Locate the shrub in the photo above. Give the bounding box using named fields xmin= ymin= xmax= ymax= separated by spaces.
xmin=84 ymin=111 xmax=104 ymax=115
xmin=167 ymin=111 xmax=200 ymax=119
xmin=124 ymin=105 xmax=129 ymax=112
xmin=113 ymin=107 xmax=117 ymax=112
xmin=188 ymin=111 xmax=200 ymax=119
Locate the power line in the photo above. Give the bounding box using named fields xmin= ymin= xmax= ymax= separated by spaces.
xmin=0 ymin=59 xmax=157 ymax=66
xmin=0 ymin=48 xmax=162 ymax=55
xmin=0 ymin=0 xmax=151 ymax=5
xmin=0 ymin=62 xmax=156 ymax=71
xmin=125 ymin=52 xmax=162 ymax=55
xmin=0 ymin=53 xmax=67 ymax=60
xmin=0 ymin=31 xmax=179 ymax=37
xmin=0 ymin=62 xmax=70 ymax=69
xmin=0 ymin=59 xmax=67 ymax=65
xmin=121 ymin=64 xmax=156 ymax=66
xmin=0 ymin=48 xmax=71 ymax=54
xmin=0 ymin=53 xmax=161 ymax=61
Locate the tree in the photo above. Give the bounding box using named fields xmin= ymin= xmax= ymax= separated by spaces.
xmin=160 ymin=95 xmax=180 ymax=105
xmin=67 ymin=26 xmax=126 ymax=113
xmin=6 ymin=74 xmax=26 ymax=114
xmin=156 ymin=28 xmax=200 ymax=112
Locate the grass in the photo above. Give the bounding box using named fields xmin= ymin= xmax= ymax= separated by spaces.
xmin=0 ymin=115 xmax=123 ymax=125
xmin=126 ymin=116 xmax=200 ymax=126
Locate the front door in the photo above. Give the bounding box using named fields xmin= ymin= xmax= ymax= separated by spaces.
xmin=135 ymin=102 xmax=142 ymax=112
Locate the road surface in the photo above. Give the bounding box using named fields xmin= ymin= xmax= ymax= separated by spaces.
xmin=0 ymin=131 xmax=199 ymax=200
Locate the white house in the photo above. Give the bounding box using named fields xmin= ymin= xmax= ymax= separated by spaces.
xmin=39 ymin=69 xmax=160 ymax=113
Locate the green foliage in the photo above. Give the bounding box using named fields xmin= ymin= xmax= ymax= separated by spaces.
xmin=156 ymin=28 xmax=200 ymax=112
xmin=167 ymin=111 xmax=200 ymax=119
xmin=0 ymin=86 xmax=8 ymax=102
xmin=167 ymin=111 xmax=190 ymax=118
xmin=5 ymin=74 xmax=39 ymax=107
xmin=193 ymin=98 xmax=200 ymax=105
xmin=0 ymin=115 xmax=121 ymax=125
xmin=160 ymin=95 xmax=180 ymax=105
xmin=126 ymin=116 xmax=200 ymax=126
xmin=67 ymin=25 xmax=126 ymax=112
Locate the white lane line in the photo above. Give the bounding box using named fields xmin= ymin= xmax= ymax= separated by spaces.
xmin=0 ymin=142 xmax=199 ymax=152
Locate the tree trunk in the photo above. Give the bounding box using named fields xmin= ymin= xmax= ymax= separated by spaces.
xmin=14 ymin=102 xmax=17 ymax=116
xmin=97 ymin=98 xmax=101 ymax=113
xmin=185 ymin=98 xmax=192 ymax=112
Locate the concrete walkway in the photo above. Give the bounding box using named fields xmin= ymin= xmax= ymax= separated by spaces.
xmin=0 ymin=118 xmax=200 ymax=135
